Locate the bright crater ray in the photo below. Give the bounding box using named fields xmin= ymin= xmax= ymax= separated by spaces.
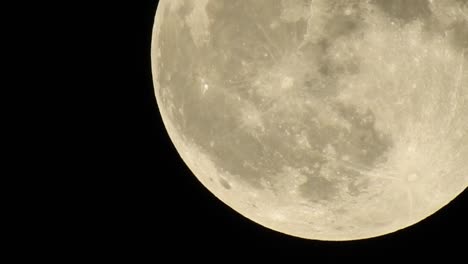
xmin=152 ymin=0 xmax=468 ymax=240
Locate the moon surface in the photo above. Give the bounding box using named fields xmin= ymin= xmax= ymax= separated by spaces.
xmin=151 ymin=0 xmax=468 ymax=240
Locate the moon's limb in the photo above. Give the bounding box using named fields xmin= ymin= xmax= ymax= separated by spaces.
xmin=152 ymin=0 xmax=468 ymax=240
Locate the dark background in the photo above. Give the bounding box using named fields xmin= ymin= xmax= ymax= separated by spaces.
xmin=138 ymin=0 xmax=466 ymax=257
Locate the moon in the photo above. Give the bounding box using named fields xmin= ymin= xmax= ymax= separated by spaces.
xmin=151 ymin=0 xmax=468 ymax=240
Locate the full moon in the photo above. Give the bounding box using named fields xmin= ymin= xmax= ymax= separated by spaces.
xmin=151 ymin=0 xmax=468 ymax=240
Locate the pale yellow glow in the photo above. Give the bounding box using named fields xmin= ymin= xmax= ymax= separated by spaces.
xmin=152 ymin=0 xmax=468 ymax=241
